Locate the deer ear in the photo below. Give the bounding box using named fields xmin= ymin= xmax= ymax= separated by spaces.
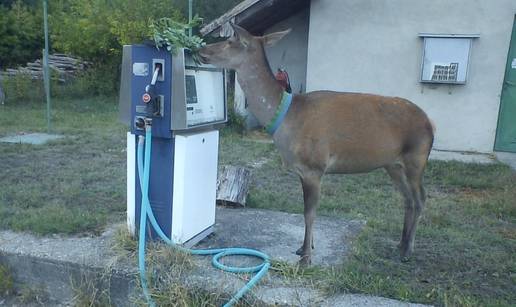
xmin=231 ymin=23 xmax=249 ymax=36
xmin=230 ymin=23 xmax=252 ymax=47
xmin=261 ymin=29 xmax=291 ymax=47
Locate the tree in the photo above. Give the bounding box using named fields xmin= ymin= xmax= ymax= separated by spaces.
xmin=0 ymin=0 xmax=42 ymax=67
xmin=0 ymin=0 xmax=38 ymax=7
xmin=172 ymin=0 xmax=244 ymax=24
xmin=0 ymin=0 xmax=243 ymax=68
xmin=49 ymin=0 xmax=182 ymax=63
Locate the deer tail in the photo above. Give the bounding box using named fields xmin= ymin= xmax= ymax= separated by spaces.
xmin=429 ymin=118 xmax=436 ymax=134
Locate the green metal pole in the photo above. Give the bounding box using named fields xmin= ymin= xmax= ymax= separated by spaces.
xmin=188 ymin=0 xmax=193 ymax=37
xmin=43 ymin=0 xmax=51 ymax=132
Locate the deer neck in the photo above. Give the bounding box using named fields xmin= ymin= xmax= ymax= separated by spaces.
xmin=235 ymin=49 xmax=285 ymax=127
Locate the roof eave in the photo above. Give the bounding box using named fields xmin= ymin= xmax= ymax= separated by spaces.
xmin=200 ymin=0 xmax=310 ymax=37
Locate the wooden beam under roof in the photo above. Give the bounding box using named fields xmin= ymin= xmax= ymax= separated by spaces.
xmin=201 ymin=0 xmax=309 ymax=37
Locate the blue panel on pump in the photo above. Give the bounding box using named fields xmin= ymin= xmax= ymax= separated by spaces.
xmin=130 ymin=45 xmax=173 ymax=139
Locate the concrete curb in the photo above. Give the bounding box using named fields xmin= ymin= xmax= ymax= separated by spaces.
xmin=0 ymin=248 xmax=431 ymax=307
xmin=0 ymin=243 xmax=325 ymax=306
xmin=0 ymin=208 xmax=430 ymax=307
xmin=0 ymin=251 xmax=136 ymax=306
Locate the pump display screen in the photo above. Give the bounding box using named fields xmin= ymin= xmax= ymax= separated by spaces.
xmin=185 ymin=75 xmax=198 ymax=104
xmin=184 ymin=69 xmax=225 ymax=127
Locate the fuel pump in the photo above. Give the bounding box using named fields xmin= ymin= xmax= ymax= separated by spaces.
xmin=119 ymin=44 xmax=270 ymax=306
xmin=120 ymin=45 xmax=226 ymax=246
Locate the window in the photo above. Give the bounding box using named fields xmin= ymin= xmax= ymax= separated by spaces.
xmin=419 ymin=34 xmax=479 ymax=84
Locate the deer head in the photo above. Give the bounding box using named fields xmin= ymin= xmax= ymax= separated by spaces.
xmin=199 ymin=24 xmax=290 ymax=69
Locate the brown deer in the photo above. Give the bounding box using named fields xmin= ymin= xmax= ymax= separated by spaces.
xmin=199 ymin=24 xmax=435 ymax=265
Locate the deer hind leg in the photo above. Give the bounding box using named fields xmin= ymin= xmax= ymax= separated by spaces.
xmin=401 ymin=152 xmax=428 ymax=259
xmin=385 ymin=163 xmax=414 ymax=260
xmin=295 ymin=174 xmax=322 ymax=265
xmin=295 ymin=230 xmax=315 ymax=255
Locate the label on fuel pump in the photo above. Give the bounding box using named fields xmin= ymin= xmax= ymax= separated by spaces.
xmin=142 ymin=93 xmax=151 ymax=104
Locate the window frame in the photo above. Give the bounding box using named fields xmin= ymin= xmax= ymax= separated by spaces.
xmin=419 ymin=33 xmax=480 ymax=85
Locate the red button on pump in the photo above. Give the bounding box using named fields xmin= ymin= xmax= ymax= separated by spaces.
xmin=142 ymin=93 xmax=151 ymax=103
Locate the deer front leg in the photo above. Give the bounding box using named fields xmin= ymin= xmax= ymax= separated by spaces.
xmin=295 ymin=235 xmax=314 ymax=255
xmin=296 ymin=174 xmax=321 ymax=265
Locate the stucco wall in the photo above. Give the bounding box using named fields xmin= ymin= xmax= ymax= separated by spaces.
xmin=264 ymin=8 xmax=310 ymax=94
xmin=307 ymin=0 xmax=516 ymax=153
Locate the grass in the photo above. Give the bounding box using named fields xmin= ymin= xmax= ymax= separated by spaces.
xmin=1 ymin=97 xmax=515 ymax=306
xmin=112 ymin=225 xmax=138 ymax=258
xmin=70 ymin=270 xmax=112 ymax=307
xmin=0 ymin=263 xmax=50 ymax=305
xmin=0 ymin=97 xmax=126 ymax=235
xmin=0 ymin=263 xmax=14 ymax=296
xmin=113 ymin=227 xmax=252 ymax=307
xmin=17 ymin=286 xmax=49 ymax=305
xmin=140 ymin=242 xmax=234 ymax=307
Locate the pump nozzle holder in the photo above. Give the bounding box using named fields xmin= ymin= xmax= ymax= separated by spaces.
xmin=144 ymin=118 xmax=153 ymax=129
xmin=150 ymin=66 xmax=161 ymax=86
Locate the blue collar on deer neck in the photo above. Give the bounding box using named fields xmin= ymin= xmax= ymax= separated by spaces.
xmin=265 ymin=91 xmax=293 ymax=135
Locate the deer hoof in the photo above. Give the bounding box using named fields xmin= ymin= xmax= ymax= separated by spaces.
xmin=399 ymin=246 xmax=413 ymax=262
xmin=400 ymin=256 xmax=411 ymax=262
xmin=295 ymin=244 xmax=315 ymax=256
xmin=295 ymin=247 xmax=303 ymax=256
xmin=298 ymin=254 xmax=312 ymax=266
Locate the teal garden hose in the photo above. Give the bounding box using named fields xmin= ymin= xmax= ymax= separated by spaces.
xmin=137 ymin=125 xmax=270 ymax=307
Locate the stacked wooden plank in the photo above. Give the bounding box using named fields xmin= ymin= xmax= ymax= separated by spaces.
xmin=0 ymin=54 xmax=91 ymax=83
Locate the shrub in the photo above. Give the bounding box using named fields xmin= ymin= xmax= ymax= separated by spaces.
xmin=0 ymin=73 xmax=44 ymax=104
xmin=224 ymin=90 xmax=247 ymax=134
xmin=51 ymin=65 xmax=119 ymax=99
xmin=1 ymin=64 xmax=119 ymax=105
